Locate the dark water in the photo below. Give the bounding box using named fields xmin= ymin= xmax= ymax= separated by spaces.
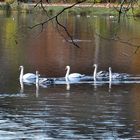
xmin=0 ymin=10 xmax=140 ymax=139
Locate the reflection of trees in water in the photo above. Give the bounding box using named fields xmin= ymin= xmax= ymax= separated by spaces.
xmin=26 ymin=0 xmax=139 ymax=51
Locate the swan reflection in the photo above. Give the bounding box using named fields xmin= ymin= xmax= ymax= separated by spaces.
xmin=19 ymin=80 xmax=24 ymax=94
xmin=17 ymin=65 xmax=140 ymax=93
xmin=66 ymin=81 xmax=70 ymax=91
xmin=36 ymin=83 xmax=39 ymax=98
xmin=35 ymin=71 xmax=40 ymax=97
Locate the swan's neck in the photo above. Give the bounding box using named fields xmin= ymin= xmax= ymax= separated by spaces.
xmin=65 ymin=67 xmax=70 ymax=80
xmin=36 ymin=72 xmax=39 ymax=98
xmin=109 ymin=67 xmax=112 ymax=82
xmin=36 ymin=73 xmax=39 ymax=87
xmin=93 ymin=65 xmax=97 ymax=81
xmin=20 ymin=67 xmax=24 ymax=82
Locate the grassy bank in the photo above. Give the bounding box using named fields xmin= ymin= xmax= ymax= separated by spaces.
xmin=0 ymin=2 xmax=140 ymax=16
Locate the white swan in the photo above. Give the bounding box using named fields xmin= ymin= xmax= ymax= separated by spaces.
xmin=109 ymin=67 xmax=121 ymax=82
xmin=93 ymin=64 xmax=109 ymax=81
xmin=93 ymin=64 xmax=97 ymax=81
xmin=19 ymin=65 xmax=36 ymax=83
xmin=109 ymin=67 xmax=129 ymax=82
xmin=65 ymin=65 xmax=84 ymax=81
xmin=35 ymin=71 xmax=55 ymax=87
xmin=35 ymin=71 xmax=47 ymax=88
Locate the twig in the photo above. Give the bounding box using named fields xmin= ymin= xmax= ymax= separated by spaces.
xmin=29 ymin=0 xmax=86 ymax=47
xmin=95 ymin=32 xmax=140 ymax=54
xmin=55 ymin=16 xmax=80 ymax=48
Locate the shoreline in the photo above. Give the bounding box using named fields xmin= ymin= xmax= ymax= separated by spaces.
xmin=0 ymin=2 xmax=116 ymax=13
xmin=0 ymin=2 xmax=139 ymax=16
xmin=0 ymin=2 xmax=124 ymax=8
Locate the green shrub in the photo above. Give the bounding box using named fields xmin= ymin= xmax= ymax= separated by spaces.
xmin=134 ymin=8 xmax=140 ymax=17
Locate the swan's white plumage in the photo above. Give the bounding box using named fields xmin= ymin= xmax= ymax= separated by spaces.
xmin=93 ymin=64 xmax=108 ymax=80
xmin=93 ymin=64 xmax=97 ymax=81
xmin=35 ymin=71 xmax=54 ymax=87
xmin=23 ymin=73 xmax=36 ymax=80
xmin=93 ymin=64 xmax=110 ymax=80
xmin=65 ymin=65 xmax=84 ymax=81
xmin=19 ymin=66 xmax=36 ymax=83
xmin=109 ymin=67 xmax=129 ymax=82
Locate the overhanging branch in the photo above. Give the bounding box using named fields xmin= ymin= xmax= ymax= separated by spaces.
xmin=29 ymin=0 xmax=87 ymax=47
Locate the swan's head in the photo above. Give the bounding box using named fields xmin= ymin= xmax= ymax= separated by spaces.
xmin=19 ymin=65 xmax=23 ymax=70
xmin=109 ymin=67 xmax=112 ymax=71
xmin=36 ymin=71 xmax=39 ymax=75
xmin=65 ymin=65 xmax=70 ymax=70
xmin=36 ymin=71 xmax=40 ymax=77
xmin=93 ymin=64 xmax=97 ymax=68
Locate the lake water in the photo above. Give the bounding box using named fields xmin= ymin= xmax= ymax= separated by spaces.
xmin=0 ymin=10 xmax=140 ymax=139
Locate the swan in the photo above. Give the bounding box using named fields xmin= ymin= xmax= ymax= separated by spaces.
xmin=35 ymin=71 xmax=55 ymax=86
xmin=93 ymin=64 xmax=109 ymax=81
xmin=109 ymin=67 xmax=129 ymax=81
xmin=39 ymin=77 xmax=54 ymax=85
xmin=65 ymin=65 xmax=85 ymax=81
xmin=109 ymin=67 xmax=122 ymax=82
xmin=35 ymin=71 xmax=49 ymax=88
xmin=19 ymin=65 xmax=36 ymax=83
xmin=93 ymin=64 xmax=98 ymax=81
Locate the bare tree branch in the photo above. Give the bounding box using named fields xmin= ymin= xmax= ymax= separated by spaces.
xmin=29 ymin=0 xmax=139 ymax=48
xmin=95 ymin=32 xmax=140 ymax=54
xmin=55 ymin=16 xmax=80 ymax=48
xmin=113 ymin=0 xmax=139 ymax=22
xmin=29 ymin=0 xmax=87 ymax=47
xmin=29 ymin=0 xmax=86 ymax=29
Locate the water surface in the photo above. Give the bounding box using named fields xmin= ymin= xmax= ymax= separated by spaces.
xmin=0 ymin=11 xmax=140 ymax=139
